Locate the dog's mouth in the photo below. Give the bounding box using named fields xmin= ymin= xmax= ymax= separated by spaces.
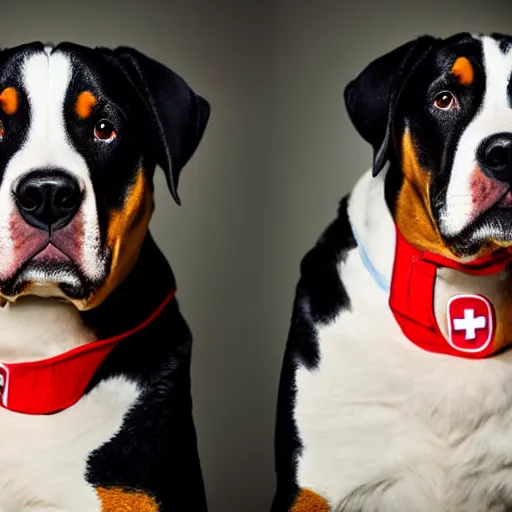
xmin=445 ymin=176 xmax=512 ymax=254
xmin=1 ymin=239 xmax=92 ymax=300
xmin=494 ymin=188 xmax=512 ymax=208
xmin=0 ymin=200 xmax=114 ymax=303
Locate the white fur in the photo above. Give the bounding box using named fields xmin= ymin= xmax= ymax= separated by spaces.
xmin=0 ymin=50 xmax=106 ymax=285
xmin=0 ymin=297 xmax=96 ymax=363
xmin=0 ymin=298 xmax=140 ymax=511
xmin=442 ymin=36 xmax=512 ymax=238
xmin=0 ymin=375 xmax=140 ymax=512
xmin=294 ymin=169 xmax=512 ymax=511
xmin=20 ymin=267 xmax=82 ymax=291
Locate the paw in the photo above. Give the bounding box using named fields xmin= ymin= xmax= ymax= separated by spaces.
xmin=96 ymin=487 xmax=159 ymax=512
xmin=291 ymin=489 xmax=330 ymax=511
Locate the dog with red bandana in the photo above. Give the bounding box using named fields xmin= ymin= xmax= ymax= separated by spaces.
xmin=273 ymin=32 xmax=512 ymax=512
xmin=0 ymin=42 xmax=209 ymax=511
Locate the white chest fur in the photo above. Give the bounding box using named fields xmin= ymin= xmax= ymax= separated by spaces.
xmin=0 ymin=377 xmax=139 ymax=512
xmin=0 ymin=298 xmax=140 ymax=511
xmin=0 ymin=296 xmax=96 ymax=363
xmin=293 ymin=171 xmax=512 ymax=511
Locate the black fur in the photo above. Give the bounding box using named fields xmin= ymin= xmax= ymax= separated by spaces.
xmin=492 ymin=32 xmax=512 ymax=54
xmin=271 ymin=197 xmax=355 ymax=511
xmin=344 ymin=35 xmax=438 ymax=176
xmin=0 ymin=45 xmax=35 ymax=187
xmin=83 ymin=234 xmax=207 ymax=510
xmin=111 ymin=46 xmax=210 ymax=205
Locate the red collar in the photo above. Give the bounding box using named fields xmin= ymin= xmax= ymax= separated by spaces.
xmin=352 ymin=218 xmax=512 ymax=358
xmin=0 ymin=290 xmax=175 ymax=415
xmin=389 ymin=228 xmax=512 ymax=358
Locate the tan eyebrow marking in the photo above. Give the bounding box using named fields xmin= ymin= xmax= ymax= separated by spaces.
xmin=451 ymin=56 xmax=474 ymax=85
xmin=75 ymin=91 xmax=97 ymax=119
xmin=0 ymin=87 xmax=18 ymax=115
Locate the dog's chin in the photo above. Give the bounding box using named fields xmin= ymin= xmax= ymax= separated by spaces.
xmin=445 ymin=207 xmax=512 ymax=256
xmin=0 ymin=260 xmax=94 ymax=303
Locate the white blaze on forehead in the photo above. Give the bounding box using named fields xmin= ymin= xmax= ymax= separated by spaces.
xmin=441 ymin=36 xmax=512 ymax=237
xmin=0 ymin=50 xmax=104 ymax=282
xmin=9 ymin=52 xmax=86 ymax=175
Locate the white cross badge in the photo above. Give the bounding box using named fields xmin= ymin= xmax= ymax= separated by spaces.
xmin=447 ymin=294 xmax=495 ymax=353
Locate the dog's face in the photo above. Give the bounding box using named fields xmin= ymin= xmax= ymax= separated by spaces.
xmin=345 ymin=32 xmax=512 ymax=257
xmin=0 ymin=42 xmax=209 ymax=309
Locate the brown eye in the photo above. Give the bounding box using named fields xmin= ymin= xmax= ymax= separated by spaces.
xmin=0 ymin=121 xmax=5 ymax=139
xmin=94 ymin=120 xmax=116 ymax=142
xmin=434 ymin=91 xmax=455 ymax=110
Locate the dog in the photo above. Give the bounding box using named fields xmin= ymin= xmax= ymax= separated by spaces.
xmin=272 ymin=32 xmax=512 ymax=512
xmin=0 ymin=42 xmax=209 ymax=511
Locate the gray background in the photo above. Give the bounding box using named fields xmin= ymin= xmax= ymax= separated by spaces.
xmin=2 ymin=1 xmax=512 ymax=511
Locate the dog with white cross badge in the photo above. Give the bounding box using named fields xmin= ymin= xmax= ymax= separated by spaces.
xmin=272 ymin=32 xmax=512 ymax=512
xmin=0 ymin=42 xmax=209 ymax=511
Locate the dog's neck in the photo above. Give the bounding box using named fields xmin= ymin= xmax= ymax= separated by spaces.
xmin=0 ymin=297 xmax=96 ymax=363
xmin=348 ymin=168 xmax=512 ymax=353
xmin=347 ymin=168 xmax=396 ymax=287
xmin=0 ymin=233 xmax=174 ymax=363
xmin=80 ymin=232 xmax=176 ymax=339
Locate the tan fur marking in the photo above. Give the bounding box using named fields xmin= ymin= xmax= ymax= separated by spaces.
xmin=451 ymin=56 xmax=474 ymax=86
xmin=0 ymin=87 xmax=18 ymax=115
xmin=75 ymin=91 xmax=96 ymax=119
xmin=84 ymin=169 xmax=152 ymax=309
xmin=291 ymin=489 xmax=330 ymax=511
xmin=96 ymin=487 xmax=159 ymax=511
xmin=395 ymin=130 xmax=452 ymax=257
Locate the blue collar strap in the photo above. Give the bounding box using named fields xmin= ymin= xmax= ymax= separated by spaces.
xmin=349 ymin=219 xmax=390 ymax=293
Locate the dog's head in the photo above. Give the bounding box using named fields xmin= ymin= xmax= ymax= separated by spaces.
xmin=345 ymin=32 xmax=512 ymax=258
xmin=0 ymin=42 xmax=209 ymax=310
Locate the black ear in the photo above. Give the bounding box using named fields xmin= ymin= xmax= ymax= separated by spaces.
xmin=113 ymin=47 xmax=210 ymax=205
xmin=344 ymin=35 xmax=438 ymax=176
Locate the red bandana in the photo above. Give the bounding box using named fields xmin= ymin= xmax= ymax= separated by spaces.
xmin=389 ymin=227 xmax=512 ymax=358
xmin=0 ymin=290 xmax=175 ymax=415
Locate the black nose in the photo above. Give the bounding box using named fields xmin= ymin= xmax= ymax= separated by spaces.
xmin=477 ymin=133 xmax=512 ymax=182
xmin=14 ymin=170 xmax=82 ymax=232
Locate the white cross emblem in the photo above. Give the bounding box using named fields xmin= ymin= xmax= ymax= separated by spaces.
xmin=453 ymin=308 xmax=487 ymax=340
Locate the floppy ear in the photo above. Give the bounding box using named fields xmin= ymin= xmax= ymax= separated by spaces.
xmin=344 ymin=35 xmax=438 ymax=176
xmin=113 ymin=47 xmax=210 ymax=205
